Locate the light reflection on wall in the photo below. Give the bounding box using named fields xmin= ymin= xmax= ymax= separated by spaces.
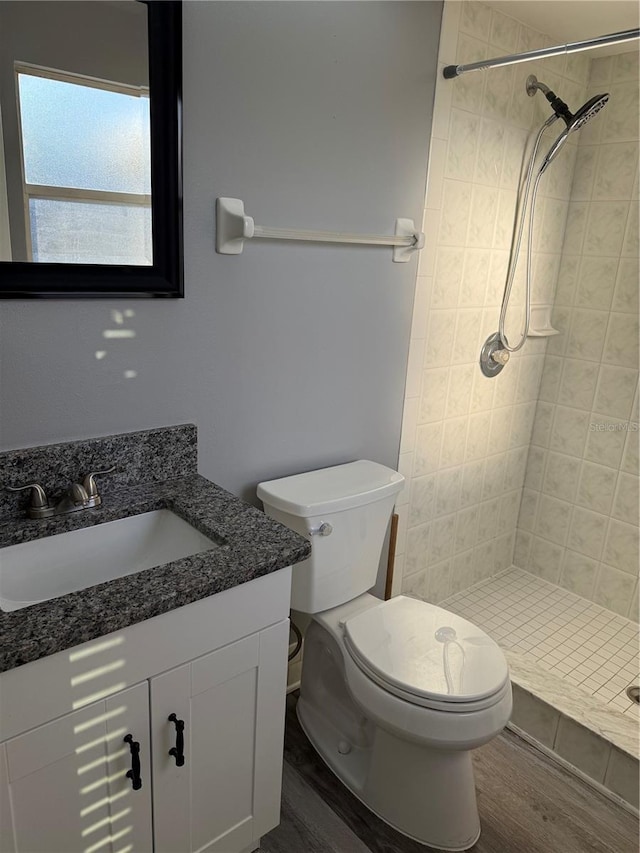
xmin=56 ymin=346 xmax=148 ymax=849
xmin=94 ymin=308 xmax=139 ymax=383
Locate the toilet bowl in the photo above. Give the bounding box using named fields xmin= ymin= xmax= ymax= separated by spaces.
xmin=257 ymin=461 xmax=511 ymax=850
xmin=297 ymin=594 xmax=511 ymax=850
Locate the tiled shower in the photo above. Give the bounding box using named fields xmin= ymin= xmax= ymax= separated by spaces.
xmin=515 ymin=49 xmax=639 ymax=619
xmin=396 ymin=0 xmax=638 ymax=807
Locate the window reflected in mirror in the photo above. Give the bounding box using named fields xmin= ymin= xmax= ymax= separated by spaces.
xmin=0 ymin=0 xmax=151 ymax=265
xmin=18 ymin=67 xmax=152 ymax=264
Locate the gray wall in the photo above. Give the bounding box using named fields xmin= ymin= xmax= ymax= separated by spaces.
xmin=0 ymin=1 xmax=442 ymax=503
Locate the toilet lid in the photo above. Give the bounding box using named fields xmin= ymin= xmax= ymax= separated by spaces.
xmin=343 ymin=596 xmax=509 ymax=704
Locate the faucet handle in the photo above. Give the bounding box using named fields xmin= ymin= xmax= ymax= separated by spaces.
xmin=6 ymin=482 xmax=50 ymax=508
xmin=82 ymin=466 xmax=116 ymax=499
xmin=6 ymin=483 xmax=53 ymax=518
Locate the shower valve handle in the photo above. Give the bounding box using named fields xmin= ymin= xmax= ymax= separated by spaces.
xmin=491 ymin=348 xmax=510 ymax=366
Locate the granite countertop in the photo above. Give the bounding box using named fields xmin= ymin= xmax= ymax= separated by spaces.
xmin=0 ymin=474 xmax=311 ymax=673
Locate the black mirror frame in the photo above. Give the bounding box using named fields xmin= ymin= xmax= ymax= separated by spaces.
xmin=0 ymin=0 xmax=183 ymax=299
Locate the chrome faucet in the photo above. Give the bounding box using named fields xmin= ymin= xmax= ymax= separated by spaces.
xmin=7 ymin=467 xmax=116 ymax=519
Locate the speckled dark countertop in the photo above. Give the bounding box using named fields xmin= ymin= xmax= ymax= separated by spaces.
xmin=0 ymin=427 xmax=311 ymax=673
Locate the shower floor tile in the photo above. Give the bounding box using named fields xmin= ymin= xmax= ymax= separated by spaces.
xmin=441 ymin=567 xmax=639 ymax=720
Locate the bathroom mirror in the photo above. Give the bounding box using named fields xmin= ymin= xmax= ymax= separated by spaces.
xmin=0 ymin=0 xmax=182 ymax=298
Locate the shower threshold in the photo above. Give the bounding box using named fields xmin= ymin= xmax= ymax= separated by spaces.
xmin=440 ymin=567 xmax=639 ymax=811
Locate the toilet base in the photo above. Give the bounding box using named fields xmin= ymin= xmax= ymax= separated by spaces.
xmin=297 ymin=696 xmax=481 ymax=851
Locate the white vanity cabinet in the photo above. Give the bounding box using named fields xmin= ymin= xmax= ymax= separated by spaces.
xmin=151 ymin=621 xmax=288 ymax=853
xmin=0 ymin=569 xmax=292 ymax=853
xmin=0 ymin=682 xmax=153 ymax=853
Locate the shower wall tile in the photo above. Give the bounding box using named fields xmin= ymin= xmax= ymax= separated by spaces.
xmin=517 ymin=50 xmax=639 ymax=619
xmin=446 ymin=110 xmax=480 ymax=181
xmin=489 ymin=9 xmax=519 ymax=53
xmin=593 ymin=143 xmax=638 ymax=201
xmin=554 ymin=717 xmax=611 ymax=783
xmin=452 ymin=548 xmax=476 ymax=593
xmin=601 ymin=80 xmax=640 ymax=143
xmin=524 ymin=446 xmax=546 ymax=490
xmin=483 ymin=63 xmax=515 ymax=121
xmin=466 ymin=248 xmax=494 ymax=302
xmin=555 ymin=255 xmax=579 ymax=305
xmin=568 ymin=507 xmax=607 ymax=560
xmin=558 ymin=358 xmax=599 ymax=411
xmin=603 ymin=518 xmax=640 ymax=574
xmin=459 ymin=1 xmax=491 ymax=41
xmin=474 ymin=118 xmax=506 ymax=186
xmin=529 ymin=536 xmax=564 ymax=583
xmin=593 ymin=365 xmax=637 ymax=420
xmin=542 ymin=452 xmax=580 ymax=502
xmin=602 ymin=313 xmax=640 ymax=369
xmin=622 ymin=199 xmax=639 ymax=258
xmin=575 ymin=256 xmax=617 ymax=310
xmin=536 ymin=496 xmax=572 ymax=545
xmin=562 ymin=202 xmax=588 ymax=253
xmin=612 ymin=473 xmax=640 ymax=526
xmin=397 ymin=2 xmax=597 ymax=605
xmin=571 ymin=146 xmax=598 ymax=200
xmin=605 ymin=747 xmax=640 ymax=811
xmin=433 ymin=249 xmax=463 ymax=307
xmin=613 ymin=258 xmax=640 ymax=314
xmin=438 ymin=180 xmax=473 ymax=244
xmin=566 ymin=309 xmax=608 ymax=362
xmin=560 ymin=551 xmax=599 ymax=599
xmin=549 ymin=406 xmax=590 ymax=457
xmin=583 ymin=201 xmax=629 ymax=257
xmin=621 ymin=425 xmax=639 ymax=477
xmin=451 ymin=34 xmax=488 ymax=113
xmin=565 ymin=52 xmax=591 ymax=86
xmin=593 ymin=565 xmax=638 ymax=617
xmin=612 ymin=51 xmax=639 ymax=83
xmin=576 ymin=461 xmax=617 ymax=515
xmin=589 ymin=56 xmax=613 ymax=87
xmin=510 ymin=685 xmax=560 ymax=748
xmin=584 ymin=417 xmax=628 ymax=469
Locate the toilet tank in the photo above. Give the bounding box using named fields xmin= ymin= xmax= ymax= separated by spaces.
xmin=257 ymin=461 xmax=404 ymax=613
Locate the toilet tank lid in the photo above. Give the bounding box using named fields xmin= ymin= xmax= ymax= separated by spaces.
xmin=257 ymin=460 xmax=404 ymax=517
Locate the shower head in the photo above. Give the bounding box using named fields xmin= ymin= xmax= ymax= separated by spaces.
xmin=526 ymin=74 xmax=609 ymax=130
xmin=539 ymin=128 xmax=570 ymax=173
xmin=569 ymin=92 xmax=610 ymax=131
xmin=539 ymin=92 xmax=610 ymax=174
xmin=527 ymin=76 xmax=609 ymax=173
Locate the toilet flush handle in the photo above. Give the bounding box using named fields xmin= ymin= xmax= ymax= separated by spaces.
xmin=308 ymin=522 xmax=333 ymax=537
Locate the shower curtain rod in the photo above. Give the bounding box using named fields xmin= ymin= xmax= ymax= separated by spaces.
xmin=443 ymin=28 xmax=640 ymax=79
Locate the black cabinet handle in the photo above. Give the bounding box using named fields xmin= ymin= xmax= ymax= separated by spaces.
xmin=168 ymin=713 xmax=185 ymax=766
xmin=124 ymin=734 xmax=142 ymax=790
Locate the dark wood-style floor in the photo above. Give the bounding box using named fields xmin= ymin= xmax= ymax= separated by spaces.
xmin=261 ymin=694 xmax=638 ymax=853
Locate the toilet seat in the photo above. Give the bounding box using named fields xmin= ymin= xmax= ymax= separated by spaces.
xmin=342 ymin=596 xmax=509 ymax=713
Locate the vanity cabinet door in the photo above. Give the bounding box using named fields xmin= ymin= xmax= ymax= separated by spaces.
xmin=104 ymin=683 xmax=154 ymax=852
xmin=151 ymin=619 xmax=290 ymax=853
xmin=0 ymin=683 xmax=153 ymax=853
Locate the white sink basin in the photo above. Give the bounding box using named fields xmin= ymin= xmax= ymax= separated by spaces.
xmin=0 ymin=510 xmax=217 ymax=612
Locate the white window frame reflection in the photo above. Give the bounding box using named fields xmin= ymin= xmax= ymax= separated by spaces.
xmin=14 ymin=63 xmax=151 ymax=262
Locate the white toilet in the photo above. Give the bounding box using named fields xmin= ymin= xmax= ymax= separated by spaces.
xmin=257 ymin=460 xmax=512 ymax=851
